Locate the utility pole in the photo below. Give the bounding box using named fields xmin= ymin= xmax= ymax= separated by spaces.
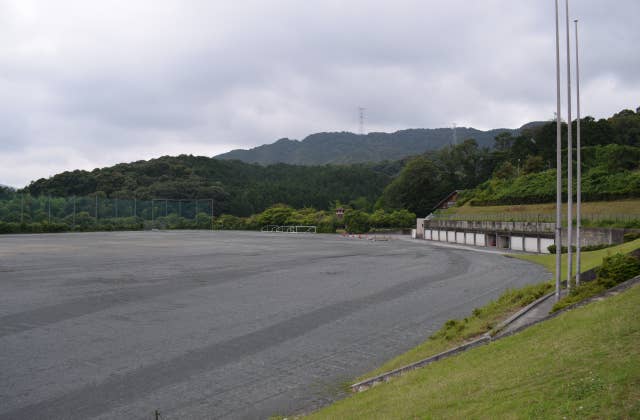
xmin=358 ymin=107 xmax=365 ymax=135
xmin=575 ymin=18 xmax=582 ymax=286
xmin=565 ymin=0 xmax=573 ymax=291
xmin=554 ymin=0 xmax=563 ymax=301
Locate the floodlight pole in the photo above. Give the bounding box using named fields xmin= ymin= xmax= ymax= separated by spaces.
xmin=574 ymin=19 xmax=582 ymax=286
xmin=565 ymin=0 xmax=573 ymax=291
xmin=554 ymin=0 xmax=563 ymax=301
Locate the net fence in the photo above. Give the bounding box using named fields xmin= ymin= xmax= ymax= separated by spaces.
xmin=0 ymin=194 xmax=218 ymax=232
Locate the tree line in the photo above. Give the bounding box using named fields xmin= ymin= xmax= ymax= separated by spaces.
xmin=2 ymin=106 xmax=639 ymax=231
xmin=0 ymin=195 xmax=416 ymax=234
xmin=377 ymin=107 xmax=640 ymax=215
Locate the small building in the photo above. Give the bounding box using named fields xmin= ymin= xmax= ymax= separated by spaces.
xmin=431 ymin=190 xmax=461 ymax=213
xmin=335 ymin=207 xmax=345 ymax=219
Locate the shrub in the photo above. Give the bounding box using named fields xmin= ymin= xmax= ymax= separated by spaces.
xmin=595 ymin=253 xmax=640 ymax=285
xmin=344 ymin=210 xmax=370 ymax=234
xmin=623 ymin=232 xmax=640 ymax=242
xmin=552 ymin=281 xmax=607 ymax=312
xmin=548 ymin=244 xmax=613 ymax=254
xmin=552 ymin=252 xmax=640 ymax=312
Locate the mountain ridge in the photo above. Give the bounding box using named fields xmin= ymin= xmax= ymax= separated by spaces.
xmin=215 ymin=123 xmax=544 ymax=165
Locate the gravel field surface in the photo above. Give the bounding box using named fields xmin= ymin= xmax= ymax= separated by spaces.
xmin=0 ymin=231 xmax=548 ymax=419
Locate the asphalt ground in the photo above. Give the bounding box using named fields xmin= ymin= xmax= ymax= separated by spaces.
xmin=0 ymin=231 xmax=549 ymax=419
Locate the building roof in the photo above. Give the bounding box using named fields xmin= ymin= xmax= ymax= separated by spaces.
xmin=430 ymin=190 xmax=462 ymax=214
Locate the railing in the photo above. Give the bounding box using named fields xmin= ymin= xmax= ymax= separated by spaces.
xmin=431 ymin=213 xmax=640 ymax=225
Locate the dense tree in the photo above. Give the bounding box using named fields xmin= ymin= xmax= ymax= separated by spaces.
xmin=522 ymin=155 xmax=545 ymax=175
xmin=344 ymin=210 xmax=371 ymax=234
xmin=24 ymin=156 xmax=393 ymax=217
xmin=493 ymin=161 xmax=517 ymax=180
xmin=376 ymin=156 xmax=454 ymax=216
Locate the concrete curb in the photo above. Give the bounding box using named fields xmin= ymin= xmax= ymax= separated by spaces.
xmin=497 ymin=274 xmax=640 ymax=340
xmin=490 ymin=291 xmax=556 ymax=337
xmin=350 ymin=334 xmax=491 ymax=392
xmin=350 ymin=290 xmax=555 ymax=393
xmin=350 ymin=274 xmax=640 ymax=393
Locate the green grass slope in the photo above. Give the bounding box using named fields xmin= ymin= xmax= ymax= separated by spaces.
xmin=515 ymin=238 xmax=640 ymax=276
xmin=307 ymin=283 xmax=640 ymax=419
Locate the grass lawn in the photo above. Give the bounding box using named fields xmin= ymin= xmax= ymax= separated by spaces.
xmin=306 ymin=283 xmax=640 ymax=419
xmin=514 ymin=238 xmax=640 ymax=277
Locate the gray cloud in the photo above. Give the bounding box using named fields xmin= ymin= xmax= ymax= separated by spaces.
xmin=1 ymin=0 xmax=639 ymax=187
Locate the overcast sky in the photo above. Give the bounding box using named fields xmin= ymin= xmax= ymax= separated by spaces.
xmin=1 ymin=0 xmax=639 ymax=187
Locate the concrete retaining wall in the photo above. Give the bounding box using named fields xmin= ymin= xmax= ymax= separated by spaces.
xmin=421 ymin=228 xmax=553 ymax=254
xmin=419 ymin=219 xmax=637 ymax=254
xmin=560 ymin=227 xmax=628 ymax=247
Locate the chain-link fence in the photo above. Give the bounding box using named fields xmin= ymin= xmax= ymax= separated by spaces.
xmin=0 ymin=194 xmax=219 ymax=233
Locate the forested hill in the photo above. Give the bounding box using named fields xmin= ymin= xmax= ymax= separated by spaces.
xmin=214 ymin=126 xmax=529 ymax=165
xmin=23 ymin=156 xmax=397 ymax=217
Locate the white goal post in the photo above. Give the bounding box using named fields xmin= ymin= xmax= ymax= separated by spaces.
xmin=261 ymin=225 xmax=317 ymax=233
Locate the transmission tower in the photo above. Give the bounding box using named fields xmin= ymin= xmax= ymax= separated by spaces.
xmin=452 ymin=123 xmax=457 ymax=146
xmin=358 ymin=107 xmax=366 ymax=135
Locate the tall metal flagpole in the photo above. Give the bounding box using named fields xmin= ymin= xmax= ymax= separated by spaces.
xmin=554 ymin=0 xmax=563 ymax=301
xmin=574 ymin=19 xmax=582 ymax=286
xmin=565 ymin=0 xmax=573 ymax=291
